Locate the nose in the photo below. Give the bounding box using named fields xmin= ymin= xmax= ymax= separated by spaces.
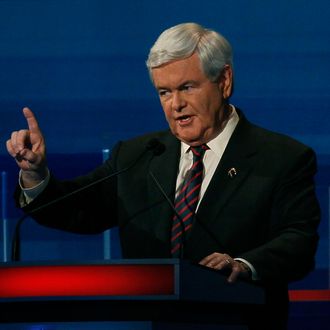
xmin=171 ymin=91 xmax=186 ymax=112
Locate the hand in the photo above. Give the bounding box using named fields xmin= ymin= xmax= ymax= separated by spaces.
xmin=6 ymin=107 xmax=47 ymax=187
xmin=199 ymin=252 xmax=251 ymax=283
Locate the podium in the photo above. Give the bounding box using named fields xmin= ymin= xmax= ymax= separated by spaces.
xmin=0 ymin=259 xmax=265 ymax=329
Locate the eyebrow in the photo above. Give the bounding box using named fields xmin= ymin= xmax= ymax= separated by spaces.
xmin=156 ymin=80 xmax=198 ymax=90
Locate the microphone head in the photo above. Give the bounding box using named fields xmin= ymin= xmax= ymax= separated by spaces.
xmin=146 ymin=138 xmax=166 ymax=156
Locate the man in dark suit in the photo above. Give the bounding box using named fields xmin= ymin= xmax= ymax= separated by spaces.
xmin=7 ymin=23 xmax=320 ymax=329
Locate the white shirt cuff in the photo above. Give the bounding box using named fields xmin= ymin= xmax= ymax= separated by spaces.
xmin=19 ymin=169 xmax=50 ymax=204
xmin=234 ymin=257 xmax=259 ymax=281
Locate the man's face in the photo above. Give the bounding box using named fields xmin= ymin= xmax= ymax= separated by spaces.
xmin=152 ymin=53 xmax=232 ymax=146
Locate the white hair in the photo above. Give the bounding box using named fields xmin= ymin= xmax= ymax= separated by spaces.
xmin=146 ymin=22 xmax=233 ymax=82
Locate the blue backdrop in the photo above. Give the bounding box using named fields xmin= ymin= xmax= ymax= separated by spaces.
xmin=0 ymin=0 xmax=329 ymax=329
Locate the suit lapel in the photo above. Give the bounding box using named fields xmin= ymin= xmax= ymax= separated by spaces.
xmin=197 ymin=113 xmax=258 ymax=228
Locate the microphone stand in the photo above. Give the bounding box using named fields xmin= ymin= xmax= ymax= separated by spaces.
xmin=11 ymin=138 xmax=165 ymax=262
xmin=149 ymin=170 xmax=224 ymax=260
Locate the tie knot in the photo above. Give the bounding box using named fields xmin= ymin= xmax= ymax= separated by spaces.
xmin=190 ymin=144 xmax=208 ymax=161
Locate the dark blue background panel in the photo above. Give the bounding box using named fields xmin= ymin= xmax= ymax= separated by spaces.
xmin=0 ymin=0 xmax=329 ymax=155
xmin=0 ymin=1 xmax=329 ymax=328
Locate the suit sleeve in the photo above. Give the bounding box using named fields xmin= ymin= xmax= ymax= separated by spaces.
xmin=239 ymin=147 xmax=321 ymax=284
xmin=14 ymin=142 xmax=123 ymax=234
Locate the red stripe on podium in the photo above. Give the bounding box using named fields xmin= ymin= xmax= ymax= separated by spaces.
xmin=0 ymin=264 xmax=175 ymax=298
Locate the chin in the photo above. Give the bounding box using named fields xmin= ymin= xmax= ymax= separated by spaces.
xmin=178 ymin=136 xmax=204 ymax=146
xmin=173 ymin=127 xmax=204 ymax=145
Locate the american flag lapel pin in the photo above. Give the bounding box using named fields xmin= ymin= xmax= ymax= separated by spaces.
xmin=227 ymin=167 xmax=237 ymax=178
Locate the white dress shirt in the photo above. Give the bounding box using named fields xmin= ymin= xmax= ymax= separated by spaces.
xmin=175 ymin=104 xmax=239 ymax=209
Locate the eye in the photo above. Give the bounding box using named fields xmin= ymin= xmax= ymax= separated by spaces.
xmin=181 ymin=84 xmax=194 ymax=92
xmin=158 ymin=89 xmax=170 ymax=97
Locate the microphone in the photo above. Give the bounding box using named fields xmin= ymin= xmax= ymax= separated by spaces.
xmin=11 ymin=138 xmax=165 ymax=262
xmin=149 ymin=171 xmax=185 ymax=259
xmin=149 ymin=170 xmax=223 ymax=260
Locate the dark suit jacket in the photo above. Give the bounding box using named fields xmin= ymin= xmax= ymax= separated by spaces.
xmin=20 ymin=110 xmax=320 ymax=327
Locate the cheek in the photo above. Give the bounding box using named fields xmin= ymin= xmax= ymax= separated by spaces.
xmin=161 ymin=103 xmax=173 ymax=121
xmin=195 ymin=106 xmax=215 ymax=125
xmin=200 ymin=99 xmax=221 ymax=122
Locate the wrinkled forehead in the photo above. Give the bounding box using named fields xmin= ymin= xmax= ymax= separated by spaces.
xmin=151 ymin=53 xmax=206 ymax=86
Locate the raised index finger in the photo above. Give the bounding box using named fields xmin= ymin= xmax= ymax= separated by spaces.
xmin=22 ymin=107 xmax=40 ymax=133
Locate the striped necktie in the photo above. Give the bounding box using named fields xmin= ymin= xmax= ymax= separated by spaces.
xmin=171 ymin=144 xmax=208 ymax=257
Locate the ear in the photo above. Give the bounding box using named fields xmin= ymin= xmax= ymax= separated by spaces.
xmin=218 ymin=65 xmax=233 ymax=99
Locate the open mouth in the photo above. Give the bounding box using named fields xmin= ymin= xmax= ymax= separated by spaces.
xmin=177 ymin=115 xmax=192 ymax=122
